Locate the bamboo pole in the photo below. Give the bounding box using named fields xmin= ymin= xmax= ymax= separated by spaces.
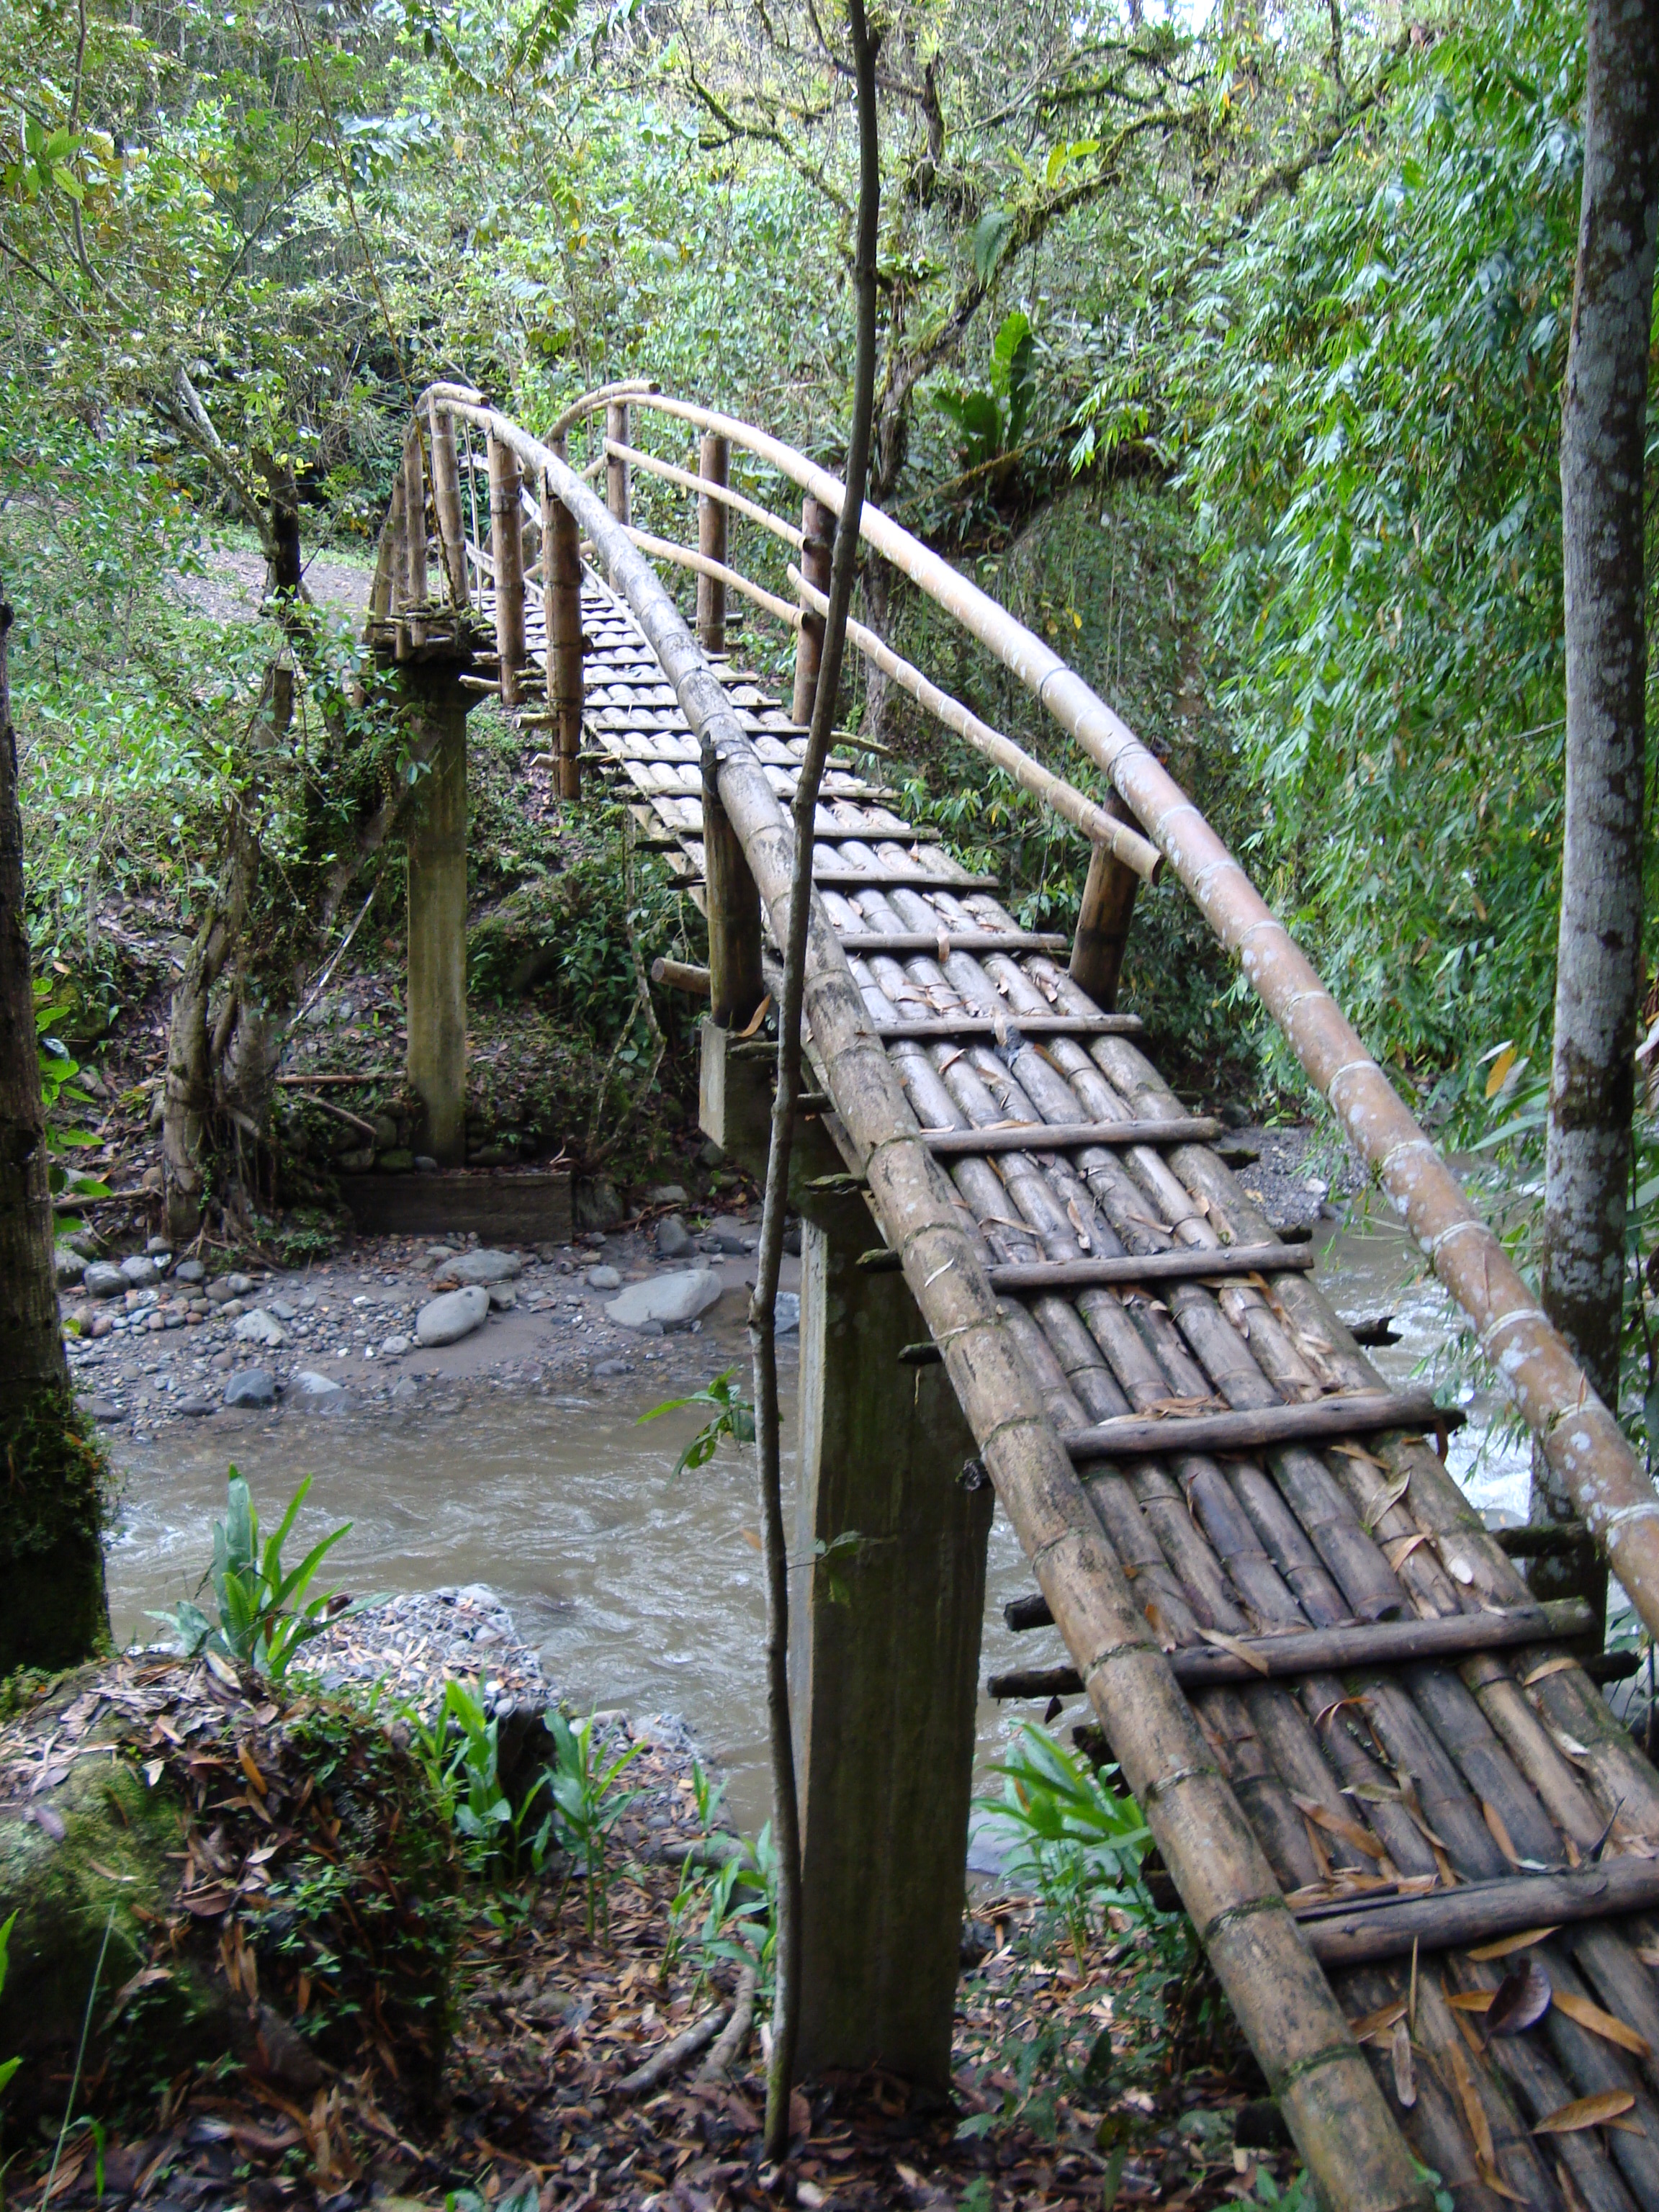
xmin=436 ymin=396 xmax=1431 ymax=2212
xmin=428 ymin=403 xmax=469 ymax=608
xmin=626 ymin=526 xmax=802 ymax=626
xmin=790 ymin=568 xmax=1161 ymax=882
xmin=402 ymin=428 xmax=428 ymax=649
xmin=604 ymin=436 xmax=804 ymax=549
xmin=542 ymin=454 xmax=583 ymax=801
xmin=1070 ymin=801 xmax=1144 ymax=1008
xmin=613 ymin=386 xmax=1659 ymax=1647
xmin=1298 ymin=1861 xmax=1659 ymax=1966
xmin=697 ymin=433 xmax=731 ymax=653
xmin=487 ymin=433 xmax=526 ymax=707
xmin=702 ymin=759 xmax=765 ymax=1029
xmin=791 ymin=497 xmax=835 ymax=728
xmin=606 ymin=400 xmax=631 ymax=525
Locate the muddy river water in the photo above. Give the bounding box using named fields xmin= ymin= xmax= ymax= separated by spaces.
xmin=103 ymin=1208 xmax=1536 ymax=1838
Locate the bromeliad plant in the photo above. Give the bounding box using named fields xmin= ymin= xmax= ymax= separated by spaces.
xmin=976 ymin=1725 xmax=1152 ymax=1965
xmin=150 ymin=1470 xmax=356 ymax=1681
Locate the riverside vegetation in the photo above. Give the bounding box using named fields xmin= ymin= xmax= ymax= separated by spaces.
xmin=0 ymin=1470 xmax=1335 ymax=2211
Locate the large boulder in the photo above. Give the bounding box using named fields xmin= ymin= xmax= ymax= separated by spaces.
xmin=605 ymin=1269 xmax=724 ymax=1331
xmin=416 ymin=1285 xmax=490 ymax=1346
xmin=0 ymin=1660 xmax=457 ymax=2125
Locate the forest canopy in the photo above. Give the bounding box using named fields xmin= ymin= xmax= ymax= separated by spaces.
xmin=0 ymin=0 xmax=1635 ymax=1120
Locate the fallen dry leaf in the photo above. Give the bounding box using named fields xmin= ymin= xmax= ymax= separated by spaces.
xmin=1533 ymin=2090 xmax=1636 ymax=2134
xmin=1551 ymin=1988 xmax=1652 ymax=2059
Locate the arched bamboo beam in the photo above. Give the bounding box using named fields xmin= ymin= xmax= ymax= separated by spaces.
xmin=610 ymin=386 xmax=1659 ymax=1646
xmin=426 ymin=390 xmax=1432 ymax=2212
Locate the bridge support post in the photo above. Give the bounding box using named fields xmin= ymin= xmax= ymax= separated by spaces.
xmin=1069 ymin=794 xmax=1144 ymax=1011
xmin=701 ymin=764 xmax=765 ymax=1030
xmin=696 ymin=434 xmax=729 ymax=654
xmin=404 ymin=670 xmax=474 ymax=1167
xmin=606 ymin=400 xmax=631 ymax=526
xmin=543 ymin=464 xmax=584 ymax=802
xmin=428 ymin=403 xmax=469 ymax=608
xmin=487 ymin=433 xmax=525 ymax=706
xmin=792 ymin=1184 xmax=992 ymax=2092
xmin=791 ymin=496 xmax=837 ymax=728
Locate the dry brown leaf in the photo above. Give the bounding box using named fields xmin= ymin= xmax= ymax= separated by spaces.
xmin=1196 ymin=1627 xmax=1271 ymax=1676
xmin=1473 ymin=2155 xmax=1529 ymax=2205
xmin=1483 ymin=1957 xmax=1552 ymax=2041
xmin=1524 ymin=1655 xmax=1580 ymax=1687
xmin=1467 ymin=1927 xmax=1560 ymax=1961
xmin=1384 ymin=1532 xmax=1430 ymax=1570
xmin=1362 ymin=1470 xmax=1412 ymax=1531
xmin=1446 ymin=2034 xmax=1496 ymax=2167
xmin=1448 ymin=1990 xmax=1493 ymax=2012
xmin=1551 ymin=1988 xmax=1652 ymax=2058
xmin=1533 ymin=2090 xmax=1636 ymax=2134
xmin=1290 ymin=1792 xmax=1386 ymax=1860
xmin=1346 ymin=1997 xmax=1408 ymax=2044
xmin=1483 ymin=1799 xmax=1525 ymax=1869
xmin=1390 ymin=2018 xmax=1416 ymax=2108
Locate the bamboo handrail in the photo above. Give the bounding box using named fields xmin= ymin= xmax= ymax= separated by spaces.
xmin=607 ymin=386 xmax=1659 ymax=1645
xmin=428 ymin=387 xmax=1434 ymax=2212
xmin=606 ymin=439 xmax=806 ymax=549
xmin=546 ymin=376 xmax=660 ymax=445
xmin=624 ymin=526 xmax=802 ymax=629
xmin=791 ymin=566 xmax=1161 ymax=884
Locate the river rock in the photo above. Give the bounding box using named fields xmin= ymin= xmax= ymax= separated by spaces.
xmin=83 ymin=1262 xmax=126 ymax=1299
xmin=646 ymin=1183 xmax=688 ymax=1206
xmin=487 ymin=1283 xmax=516 ymax=1310
xmin=655 ymin=1214 xmax=693 ymax=1259
xmin=775 ymin=1291 xmax=800 ymax=1336
xmin=448 ymin=1249 xmax=522 ymax=1286
xmin=416 ymin=1285 xmax=490 ymax=1346
xmin=223 ymin=1367 xmax=276 ymax=1408
xmin=223 ymin=1273 xmax=255 ymax=1297
xmin=54 ymin=1247 xmax=87 ymax=1288
xmin=173 ymin=1257 xmax=205 ymax=1284
xmin=586 ymin=1264 xmax=621 ymax=1290
xmin=174 ymin=1394 xmax=217 ymax=1417
xmin=120 ymin=1255 xmax=158 ymax=1287
xmin=233 ymin=1308 xmax=288 ymax=1349
xmin=706 ymin=1215 xmax=757 ymax=1254
xmin=605 ymin=1269 xmax=723 ymax=1331
xmin=381 ymin=1334 xmax=411 ymax=1357
xmin=291 ymin=1370 xmax=342 ymax=1397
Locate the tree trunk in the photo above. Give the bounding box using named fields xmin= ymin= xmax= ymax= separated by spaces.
xmin=1535 ymin=0 xmax=1659 ymax=1552
xmin=0 ymin=603 xmax=109 ymax=1675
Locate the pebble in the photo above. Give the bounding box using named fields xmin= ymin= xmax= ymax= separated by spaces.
xmin=655 ymin=1215 xmax=693 ymax=1259
xmin=222 ymin=1273 xmax=255 ymax=1297
xmin=586 ymin=1264 xmax=621 ymax=1290
xmin=645 ymin=1184 xmax=688 ymax=1206
xmin=174 ymin=1394 xmax=217 ymax=1417
xmin=593 ymin=1358 xmax=634 ymax=1377
xmin=445 ymin=1249 xmax=523 ymax=1286
xmin=85 ymin=1396 xmax=123 ymax=1422
xmin=223 ymin=1368 xmax=276 ymax=1408
xmin=233 ymin=1308 xmax=288 ymax=1348
xmin=55 ymin=1248 xmax=88 ymax=1288
xmin=291 ymin=1370 xmax=343 ymax=1397
xmin=303 ymin=1584 xmax=552 ymax=1723
xmin=145 ymin=1236 xmax=171 ymax=1257
xmin=381 ymin=1334 xmax=411 ymax=1357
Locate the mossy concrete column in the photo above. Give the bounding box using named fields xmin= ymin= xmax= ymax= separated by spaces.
xmin=793 ymin=1186 xmax=992 ymax=2092
xmin=404 ymin=671 xmax=472 ymax=1166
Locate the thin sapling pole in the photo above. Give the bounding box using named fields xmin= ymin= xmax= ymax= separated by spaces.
xmin=748 ymin=0 xmax=881 ymax=2167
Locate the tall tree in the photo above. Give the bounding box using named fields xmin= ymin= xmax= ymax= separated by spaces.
xmin=1536 ymin=0 xmax=1659 ymax=1539
xmin=0 ymin=601 xmax=109 ymax=1676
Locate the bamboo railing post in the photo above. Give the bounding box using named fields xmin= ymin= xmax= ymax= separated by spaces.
xmin=696 ymin=433 xmax=730 ymax=653
xmin=487 ymin=432 xmax=526 ymax=706
xmin=701 ymin=757 xmax=765 ymax=1030
xmin=403 ymin=428 xmax=428 ymax=648
xmin=543 ymin=454 xmax=584 ymax=802
xmin=428 ymin=403 xmax=469 ymax=608
xmin=1070 ymin=796 xmax=1146 ymax=1010
xmin=791 ymin=495 xmax=836 ymax=727
xmin=606 ymin=400 xmax=631 ymax=525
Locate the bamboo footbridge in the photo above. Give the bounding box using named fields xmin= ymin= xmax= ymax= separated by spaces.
xmin=365 ymin=379 xmax=1659 ymax=2211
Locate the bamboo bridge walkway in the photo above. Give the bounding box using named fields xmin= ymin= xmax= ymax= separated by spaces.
xmin=362 ymin=380 xmax=1659 ymax=2212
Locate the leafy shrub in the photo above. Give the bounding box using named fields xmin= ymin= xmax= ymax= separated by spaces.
xmin=149 ymin=1471 xmax=356 ymax=1680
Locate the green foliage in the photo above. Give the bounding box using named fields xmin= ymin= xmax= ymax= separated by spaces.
xmin=33 ymin=982 xmax=109 ymax=1212
xmin=408 ymin=1678 xmax=561 ymax=1884
xmin=637 ymin=1367 xmax=755 ymax=1477
xmin=546 ymin=1711 xmax=644 ymax=1942
xmin=148 ymin=1471 xmax=356 ymax=1681
xmin=976 ymin=1725 xmax=1151 ymax=1967
xmin=0 ymin=1911 xmax=19 ymax=2099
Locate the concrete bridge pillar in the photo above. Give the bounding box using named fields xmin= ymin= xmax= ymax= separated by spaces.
xmin=403 ymin=670 xmax=475 ymax=1166
xmin=700 ymin=1024 xmax=991 ymax=2094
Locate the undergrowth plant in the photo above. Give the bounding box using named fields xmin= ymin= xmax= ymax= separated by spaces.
xmin=150 ymin=1470 xmax=356 ymax=1680
xmin=547 ymin=1711 xmax=644 ymax=1943
xmin=0 ymin=1911 xmax=19 ymax=2100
